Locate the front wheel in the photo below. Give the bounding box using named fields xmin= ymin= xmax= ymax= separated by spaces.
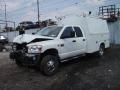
xmin=40 ymin=55 xmax=59 ymax=76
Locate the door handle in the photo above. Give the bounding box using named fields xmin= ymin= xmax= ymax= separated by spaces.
xmin=61 ymin=44 xmax=64 ymax=47
xmin=83 ymin=39 xmax=86 ymax=41
xmin=72 ymin=40 xmax=76 ymax=42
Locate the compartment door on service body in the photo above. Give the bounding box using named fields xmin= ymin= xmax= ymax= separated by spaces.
xmin=73 ymin=26 xmax=86 ymax=54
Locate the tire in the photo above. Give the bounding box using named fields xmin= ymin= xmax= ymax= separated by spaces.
xmin=0 ymin=44 xmax=3 ymax=52
xmin=0 ymin=48 xmax=3 ymax=52
xmin=40 ymin=55 xmax=59 ymax=76
xmin=15 ymin=59 xmax=23 ymax=67
xmin=97 ymin=44 xmax=105 ymax=57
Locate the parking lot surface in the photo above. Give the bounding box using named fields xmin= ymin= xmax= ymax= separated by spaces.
xmin=0 ymin=45 xmax=120 ymax=90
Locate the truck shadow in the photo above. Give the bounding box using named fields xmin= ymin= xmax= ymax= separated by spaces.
xmin=60 ymin=54 xmax=101 ymax=73
xmin=46 ymin=55 xmax=103 ymax=90
xmin=46 ymin=47 xmax=119 ymax=90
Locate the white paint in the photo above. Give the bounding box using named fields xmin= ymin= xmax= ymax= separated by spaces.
xmin=24 ymin=16 xmax=110 ymax=60
xmin=13 ymin=34 xmax=54 ymax=44
xmin=58 ymin=15 xmax=110 ymax=53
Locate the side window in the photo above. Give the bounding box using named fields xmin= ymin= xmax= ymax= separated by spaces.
xmin=74 ymin=27 xmax=83 ymax=37
xmin=61 ymin=27 xmax=75 ymax=39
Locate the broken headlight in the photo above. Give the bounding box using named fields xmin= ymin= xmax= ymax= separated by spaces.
xmin=27 ymin=45 xmax=42 ymax=54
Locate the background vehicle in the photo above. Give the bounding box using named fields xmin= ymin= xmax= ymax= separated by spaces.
xmin=10 ymin=16 xmax=110 ymax=76
xmin=0 ymin=35 xmax=8 ymax=52
xmin=16 ymin=21 xmax=36 ymax=30
xmin=0 ymin=35 xmax=8 ymax=44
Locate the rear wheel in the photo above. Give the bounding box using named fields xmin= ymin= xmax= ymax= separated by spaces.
xmin=97 ymin=44 xmax=105 ymax=57
xmin=40 ymin=55 xmax=59 ymax=76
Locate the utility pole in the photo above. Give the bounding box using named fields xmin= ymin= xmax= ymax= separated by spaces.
xmin=5 ymin=4 xmax=7 ymax=29
xmin=37 ymin=0 xmax=40 ymax=27
xmin=5 ymin=4 xmax=8 ymax=38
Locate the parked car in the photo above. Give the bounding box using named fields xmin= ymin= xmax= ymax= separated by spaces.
xmin=16 ymin=21 xmax=36 ymax=30
xmin=0 ymin=44 xmax=4 ymax=52
xmin=10 ymin=16 xmax=110 ymax=76
xmin=0 ymin=35 xmax=8 ymax=52
xmin=0 ymin=35 xmax=8 ymax=44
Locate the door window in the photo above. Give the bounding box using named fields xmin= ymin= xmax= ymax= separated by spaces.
xmin=74 ymin=27 xmax=83 ymax=37
xmin=61 ymin=27 xmax=75 ymax=39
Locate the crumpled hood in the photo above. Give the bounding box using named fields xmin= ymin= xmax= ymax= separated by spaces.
xmin=13 ymin=34 xmax=54 ymax=44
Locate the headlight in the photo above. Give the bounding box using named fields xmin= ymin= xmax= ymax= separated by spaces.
xmin=28 ymin=45 xmax=42 ymax=53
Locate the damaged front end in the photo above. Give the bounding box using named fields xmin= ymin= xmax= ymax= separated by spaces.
xmin=9 ymin=34 xmax=53 ymax=65
xmin=10 ymin=43 xmax=41 ymax=65
xmin=10 ymin=42 xmax=28 ymax=59
xmin=9 ymin=25 xmax=62 ymax=69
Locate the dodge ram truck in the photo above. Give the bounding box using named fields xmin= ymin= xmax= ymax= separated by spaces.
xmin=10 ymin=16 xmax=110 ymax=75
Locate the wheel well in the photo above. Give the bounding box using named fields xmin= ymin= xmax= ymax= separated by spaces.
xmin=42 ymin=49 xmax=59 ymax=57
xmin=40 ymin=49 xmax=60 ymax=62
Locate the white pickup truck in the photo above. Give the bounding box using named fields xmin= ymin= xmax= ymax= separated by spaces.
xmin=10 ymin=16 xmax=110 ymax=75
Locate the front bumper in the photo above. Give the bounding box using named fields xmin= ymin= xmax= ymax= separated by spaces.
xmin=10 ymin=51 xmax=40 ymax=65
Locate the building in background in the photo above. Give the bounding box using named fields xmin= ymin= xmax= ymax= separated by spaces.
xmin=99 ymin=5 xmax=120 ymax=44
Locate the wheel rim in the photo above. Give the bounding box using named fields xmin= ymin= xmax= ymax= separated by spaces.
xmin=99 ymin=47 xmax=104 ymax=56
xmin=46 ymin=59 xmax=55 ymax=72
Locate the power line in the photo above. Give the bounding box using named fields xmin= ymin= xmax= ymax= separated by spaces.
xmin=6 ymin=1 xmax=80 ymax=20
xmin=7 ymin=0 xmax=66 ymax=14
xmin=37 ymin=0 xmax=40 ymax=24
xmin=5 ymin=4 xmax=7 ymax=28
xmin=41 ymin=1 xmax=79 ymax=14
xmin=1 ymin=0 xmax=32 ymax=14
xmin=4 ymin=0 xmax=99 ymax=18
xmin=4 ymin=0 xmax=120 ymax=22
xmin=0 ymin=0 xmax=8 ymax=27
xmin=7 ymin=0 xmax=67 ymax=17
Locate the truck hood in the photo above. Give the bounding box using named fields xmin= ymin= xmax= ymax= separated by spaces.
xmin=13 ymin=34 xmax=54 ymax=44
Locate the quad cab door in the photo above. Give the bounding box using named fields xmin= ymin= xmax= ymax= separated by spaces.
xmin=73 ymin=26 xmax=86 ymax=55
xmin=59 ymin=26 xmax=86 ymax=60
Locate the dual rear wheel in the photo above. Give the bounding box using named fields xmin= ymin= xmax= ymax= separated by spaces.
xmin=97 ymin=44 xmax=105 ymax=57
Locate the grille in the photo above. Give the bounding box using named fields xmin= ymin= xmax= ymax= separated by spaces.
xmin=12 ymin=43 xmax=28 ymax=53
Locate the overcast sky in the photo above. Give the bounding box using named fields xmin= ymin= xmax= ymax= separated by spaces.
xmin=0 ymin=0 xmax=120 ymax=26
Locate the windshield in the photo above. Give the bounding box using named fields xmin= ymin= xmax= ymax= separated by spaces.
xmin=36 ymin=26 xmax=63 ymax=37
